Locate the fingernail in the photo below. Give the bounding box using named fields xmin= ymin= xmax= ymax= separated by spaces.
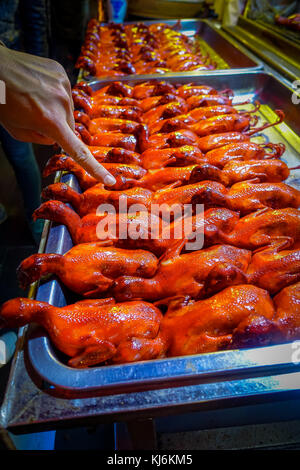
xmin=104 ymin=174 xmax=116 ymax=186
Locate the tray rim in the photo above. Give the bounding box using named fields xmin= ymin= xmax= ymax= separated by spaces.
xmin=26 ymin=329 xmax=300 ymax=395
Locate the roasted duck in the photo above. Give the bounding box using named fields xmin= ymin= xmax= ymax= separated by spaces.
xmin=247 ymin=240 xmax=300 ymax=294
xmin=43 ymin=154 xmax=146 ymax=190
xmin=113 ymin=242 xmax=251 ymax=301
xmin=76 ymin=123 xmax=138 ymax=151
xmin=33 ymin=200 xmax=168 ymax=253
xmin=76 ymin=21 xmax=215 ymax=78
xmin=0 ymin=297 xmax=168 ymax=366
xmin=74 ymin=111 xmax=143 ymax=135
xmin=224 ymin=181 xmax=300 ymax=214
xmin=177 ymin=84 xmax=232 ymax=99
xmin=191 ymin=180 xmax=300 ymax=214
xmin=33 ymin=201 xmax=238 ymax=255
xmin=42 ymin=182 xmax=153 ymax=216
xmin=189 ymin=159 xmax=290 ymax=186
xmin=230 ymin=281 xmax=300 ymax=349
xmin=160 ymin=285 xmax=275 ymax=356
xmin=130 ymin=165 xmax=198 ymax=190
xmin=140 ymin=146 xmax=204 ymax=169
xmin=217 ymin=208 xmax=300 ymax=250
xmin=147 ymin=102 xmax=260 ymax=135
xmin=17 ymin=244 xmax=158 ymax=296
xmin=203 ymin=142 xmax=285 ymax=167
xmin=274 ymin=282 xmax=300 ymax=339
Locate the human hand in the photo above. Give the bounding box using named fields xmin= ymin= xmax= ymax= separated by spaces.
xmin=0 ymin=46 xmax=116 ymax=184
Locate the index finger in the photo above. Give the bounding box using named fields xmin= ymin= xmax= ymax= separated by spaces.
xmin=53 ymin=124 xmax=116 ymax=185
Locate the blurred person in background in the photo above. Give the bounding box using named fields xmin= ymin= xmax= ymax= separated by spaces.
xmin=213 ymin=0 xmax=247 ymax=25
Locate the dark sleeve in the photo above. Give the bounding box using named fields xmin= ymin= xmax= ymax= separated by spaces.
xmin=0 ymin=0 xmax=20 ymax=49
xmin=19 ymin=0 xmax=50 ymax=57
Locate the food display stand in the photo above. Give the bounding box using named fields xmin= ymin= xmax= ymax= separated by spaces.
xmin=1 ymin=14 xmax=300 ymax=451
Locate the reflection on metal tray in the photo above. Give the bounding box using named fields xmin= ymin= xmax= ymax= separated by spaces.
xmin=223 ymin=16 xmax=300 ymax=82
xmin=243 ymin=0 xmax=300 ymax=46
xmin=24 ymin=71 xmax=300 ymax=399
xmin=257 ymin=19 xmax=300 ymax=46
xmin=79 ymin=20 xmax=262 ymax=81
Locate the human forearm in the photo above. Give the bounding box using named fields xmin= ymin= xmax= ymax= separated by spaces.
xmin=0 ymin=46 xmax=115 ymax=184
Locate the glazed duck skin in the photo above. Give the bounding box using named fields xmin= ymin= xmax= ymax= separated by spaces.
xmin=0 ymin=298 xmax=168 ymax=367
xmin=148 ymin=103 xmax=260 ymax=135
xmin=186 ymin=94 xmax=233 ymax=109
xmin=42 ymin=183 xmax=153 ymax=216
xmin=76 ymin=123 xmax=138 ymax=151
xmin=75 ymin=112 xmax=143 ymax=135
xmin=17 ymin=244 xmax=158 ymax=296
xmin=132 ymin=81 xmax=177 ymax=100
xmin=189 ymin=159 xmax=290 ymax=186
xmin=140 ymin=146 xmax=204 ymax=169
xmin=197 ymin=132 xmax=250 ymax=153
xmin=72 ymin=87 xmax=141 ymax=117
xmin=203 ymin=142 xmax=285 ymax=168
xmin=218 ymin=208 xmax=300 ymax=249
xmin=88 ymin=147 xmax=142 ymax=165
xmin=192 ymin=180 xmax=300 ymax=214
xmin=230 ymin=281 xmax=300 ymax=349
xmin=160 ymin=285 xmax=275 ymax=356
xmin=225 ymin=181 xmax=300 ymax=214
xmin=34 ymin=200 xmax=168 ymax=254
xmin=130 ymin=165 xmax=198 ymax=190
xmin=177 ymin=84 xmax=228 ymax=99
xmin=152 ymin=180 xmax=228 ymax=210
xmin=142 ymin=101 xmax=188 ymax=125
xmin=113 ymin=242 xmax=251 ymax=301
xmin=142 ymin=129 xmax=201 ymax=151
xmin=33 ymin=200 xmax=238 ymax=255
xmin=247 ymin=241 xmax=300 ymax=294
xmin=274 ymin=282 xmax=300 ymax=340
xmin=43 ymin=154 xmax=146 ymax=190
xmin=139 ymin=94 xmax=186 ymax=112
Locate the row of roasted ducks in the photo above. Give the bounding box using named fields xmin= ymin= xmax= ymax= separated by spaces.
xmin=70 ymin=81 xmax=289 ymax=212
xmin=1 ymin=80 xmax=300 ymax=368
xmin=76 ymin=20 xmax=214 ymax=77
xmin=1 ymin=282 xmax=299 ymax=368
xmin=71 ymin=81 xmax=285 ymax=161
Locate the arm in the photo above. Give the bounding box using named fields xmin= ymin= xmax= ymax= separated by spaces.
xmin=0 ymin=45 xmax=116 ymax=185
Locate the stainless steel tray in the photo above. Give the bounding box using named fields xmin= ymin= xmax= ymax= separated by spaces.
xmin=23 ymin=70 xmax=300 ymax=399
xmin=79 ymin=19 xmax=262 ymax=81
xmin=243 ymin=0 xmax=300 ymax=46
xmin=257 ymin=19 xmax=300 ymax=46
xmin=223 ymin=17 xmax=300 ymax=82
